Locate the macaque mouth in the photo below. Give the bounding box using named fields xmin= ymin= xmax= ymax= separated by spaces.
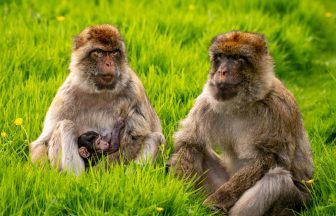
xmin=92 ymin=74 xmax=118 ymax=90
xmin=210 ymin=81 xmax=243 ymax=100
xmin=215 ymin=81 xmax=242 ymax=90
xmin=97 ymin=74 xmax=114 ymax=83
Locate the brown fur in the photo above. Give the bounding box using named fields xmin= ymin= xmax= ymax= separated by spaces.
xmin=74 ymin=24 xmax=122 ymax=50
xmin=30 ymin=24 xmax=165 ymax=174
xmin=168 ymin=31 xmax=313 ymax=215
xmin=210 ymin=31 xmax=267 ymax=57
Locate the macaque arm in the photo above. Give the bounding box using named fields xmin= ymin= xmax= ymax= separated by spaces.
xmin=48 ymin=120 xmax=85 ymax=175
xmin=135 ymin=131 xmax=165 ymax=163
xmin=168 ymin=144 xmax=204 ymax=177
xmin=30 ymin=86 xmax=73 ymax=163
xmin=168 ymin=135 xmax=229 ymax=193
xmin=123 ymin=101 xmax=164 ymax=163
xmin=204 ymin=154 xmax=275 ymax=210
xmin=168 ymin=105 xmax=209 ymax=178
xmin=109 ymin=117 xmax=125 ymax=153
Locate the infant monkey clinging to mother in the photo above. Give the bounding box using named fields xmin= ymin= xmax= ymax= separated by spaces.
xmin=77 ymin=117 xmax=124 ymax=166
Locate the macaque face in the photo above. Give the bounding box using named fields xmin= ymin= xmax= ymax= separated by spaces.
xmin=85 ymin=45 xmax=125 ymax=90
xmin=207 ymin=31 xmax=269 ymax=101
xmin=208 ymin=53 xmax=251 ymax=100
xmin=93 ymin=135 xmax=110 ymax=153
xmin=73 ymin=25 xmax=128 ymax=91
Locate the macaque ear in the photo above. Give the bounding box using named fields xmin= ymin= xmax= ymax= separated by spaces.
xmin=209 ymin=34 xmax=225 ymax=60
xmin=255 ymin=33 xmax=268 ymax=54
xmin=78 ymin=146 xmax=91 ymax=158
xmin=73 ymin=35 xmax=86 ymax=50
xmin=119 ymin=40 xmax=127 ymax=60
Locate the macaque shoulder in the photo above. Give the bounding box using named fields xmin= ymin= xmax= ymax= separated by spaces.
xmin=261 ymin=78 xmax=302 ymax=130
xmin=46 ymin=81 xmax=76 ymax=121
xmin=173 ymin=95 xmax=212 ymax=146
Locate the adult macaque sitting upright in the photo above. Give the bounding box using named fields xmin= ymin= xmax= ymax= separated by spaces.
xmin=30 ymin=24 xmax=165 ymax=175
xmin=168 ymin=31 xmax=313 ymax=215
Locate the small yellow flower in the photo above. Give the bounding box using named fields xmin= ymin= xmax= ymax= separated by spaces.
xmin=306 ymin=179 xmax=314 ymax=184
xmin=1 ymin=132 xmax=7 ymax=138
xmin=188 ymin=4 xmax=195 ymax=11
xmin=155 ymin=207 xmax=164 ymax=213
xmin=325 ymin=12 xmax=332 ymax=18
xmin=56 ymin=16 xmax=65 ymax=22
xmin=14 ymin=118 xmax=23 ymax=126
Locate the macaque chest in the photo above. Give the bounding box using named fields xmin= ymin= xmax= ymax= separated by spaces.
xmin=207 ymin=115 xmax=257 ymax=160
xmin=76 ymin=110 xmax=120 ymax=135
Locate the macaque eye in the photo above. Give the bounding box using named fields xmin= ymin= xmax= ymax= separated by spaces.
xmin=90 ymin=49 xmax=104 ymax=59
xmin=111 ymin=49 xmax=121 ymax=56
xmin=213 ymin=53 xmax=222 ymax=62
xmin=231 ymin=55 xmax=241 ymax=60
xmin=231 ymin=55 xmax=248 ymax=63
xmin=239 ymin=56 xmax=249 ymax=63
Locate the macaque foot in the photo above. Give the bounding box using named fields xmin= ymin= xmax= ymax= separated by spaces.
xmin=203 ymin=198 xmax=228 ymax=215
xmin=203 ymin=193 xmax=233 ymax=214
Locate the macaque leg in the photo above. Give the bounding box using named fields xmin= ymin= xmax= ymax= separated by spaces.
xmin=202 ymin=149 xmax=230 ymax=194
xmin=30 ymin=143 xmax=48 ymax=163
xmin=30 ymin=128 xmax=54 ymax=163
xmin=229 ymin=167 xmax=309 ymax=216
xmin=48 ymin=120 xmax=85 ymax=175
xmin=168 ymin=146 xmax=229 ymax=194
xmin=135 ymin=132 xmax=165 ymax=164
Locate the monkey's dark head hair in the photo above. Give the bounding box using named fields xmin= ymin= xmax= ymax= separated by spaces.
xmin=77 ymin=131 xmax=100 ymax=152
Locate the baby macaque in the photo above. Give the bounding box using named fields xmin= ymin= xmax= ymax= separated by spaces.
xmin=78 ymin=118 xmax=124 ymax=166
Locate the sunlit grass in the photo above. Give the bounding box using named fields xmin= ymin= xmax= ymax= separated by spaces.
xmin=0 ymin=0 xmax=335 ymax=215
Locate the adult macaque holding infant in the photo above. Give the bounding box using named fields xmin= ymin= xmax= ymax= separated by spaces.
xmin=30 ymin=24 xmax=165 ymax=175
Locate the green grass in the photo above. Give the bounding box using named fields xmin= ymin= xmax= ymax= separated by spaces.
xmin=0 ymin=0 xmax=335 ymax=215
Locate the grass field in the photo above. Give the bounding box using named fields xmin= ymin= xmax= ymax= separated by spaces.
xmin=0 ymin=0 xmax=336 ymax=215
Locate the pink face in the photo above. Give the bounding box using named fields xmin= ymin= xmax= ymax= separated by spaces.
xmin=94 ymin=136 xmax=110 ymax=153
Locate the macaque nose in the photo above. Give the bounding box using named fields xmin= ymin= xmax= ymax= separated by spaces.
xmin=216 ymin=70 xmax=227 ymax=83
xmin=219 ymin=70 xmax=227 ymax=76
xmin=100 ymin=56 xmax=115 ymax=74
xmin=99 ymin=58 xmax=115 ymax=77
xmin=105 ymin=62 xmax=113 ymax=67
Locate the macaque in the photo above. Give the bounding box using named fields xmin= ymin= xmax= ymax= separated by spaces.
xmin=78 ymin=117 xmax=124 ymax=166
xmin=168 ymin=31 xmax=313 ymax=215
xmin=30 ymin=24 xmax=165 ymax=175
xmin=78 ymin=131 xmax=111 ymax=166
